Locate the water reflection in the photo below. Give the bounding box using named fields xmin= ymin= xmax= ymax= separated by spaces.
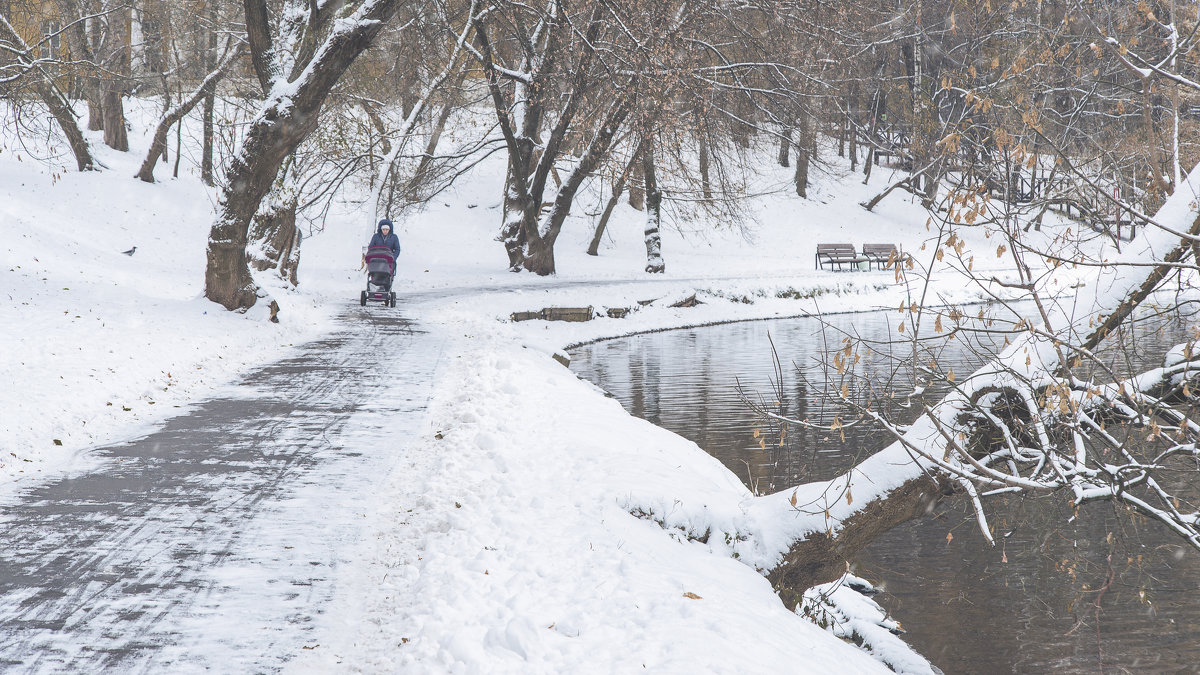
xmin=569 ymin=307 xmax=1200 ymax=674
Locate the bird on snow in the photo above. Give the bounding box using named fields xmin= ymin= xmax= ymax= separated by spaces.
xmin=121 ymin=246 xmax=137 ymax=256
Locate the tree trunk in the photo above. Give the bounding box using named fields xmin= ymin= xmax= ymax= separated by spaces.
xmin=101 ymin=3 xmax=129 ymax=152
xmin=698 ymin=130 xmax=712 ymax=201
xmin=642 ymin=141 xmax=665 ymax=274
xmin=205 ymin=0 xmax=401 ymax=311
xmin=52 ymin=0 xmax=102 ymax=130
xmin=281 ymin=228 xmax=302 ymax=286
xmin=87 ymin=0 xmax=103 ymax=131
xmin=837 ymin=116 xmax=846 ymax=158
xmin=521 ymin=235 xmax=556 ymax=275
xmin=863 ymin=90 xmax=881 ymax=184
xmin=588 ymin=147 xmax=641 ymax=256
xmin=587 ymin=179 xmax=625 ymax=256
xmin=628 ymin=159 xmax=645 ymax=211
xmin=794 ymin=115 xmax=810 ymax=198
xmin=157 ymin=75 xmax=170 ymax=163
xmin=102 ymin=87 xmax=128 ymax=151
xmin=173 ymin=113 xmax=182 ymax=178
xmin=768 ymin=476 xmax=956 ymax=607
xmin=778 ymin=125 xmax=791 ymax=167
xmin=499 ymin=174 xmax=534 ymax=270
xmin=201 ymin=0 xmax=217 ymax=185
xmin=202 ymin=90 xmax=215 ymax=185
xmin=848 ymin=92 xmax=858 ymax=173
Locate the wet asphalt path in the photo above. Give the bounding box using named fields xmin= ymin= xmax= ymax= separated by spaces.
xmin=0 ymin=304 xmax=440 ymax=672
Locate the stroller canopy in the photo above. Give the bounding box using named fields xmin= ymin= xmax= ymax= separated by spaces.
xmin=365 ymin=245 xmax=395 ymax=274
xmin=365 ymin=245 xmax=395 ymax=263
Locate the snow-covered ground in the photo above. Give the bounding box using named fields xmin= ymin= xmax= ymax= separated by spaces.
xmin=2 ymin=99 xmax=1054 ymax=671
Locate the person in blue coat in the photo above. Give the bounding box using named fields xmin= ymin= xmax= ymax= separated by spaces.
xmin=369 ymin=218 xmax=401 ymax=261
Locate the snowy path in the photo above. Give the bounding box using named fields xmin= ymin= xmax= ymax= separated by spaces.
xmin=0 ymin=304 xmax=443 ymax=672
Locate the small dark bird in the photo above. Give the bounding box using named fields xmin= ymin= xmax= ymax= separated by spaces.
xmin=121 ymin=246 xmax=137 ymax=256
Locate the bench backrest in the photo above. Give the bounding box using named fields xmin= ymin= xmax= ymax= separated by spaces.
xmin=817 ymin=244 xmax=856 ymax=255
xmin=862 ymin=244 xmax=898 ymax=257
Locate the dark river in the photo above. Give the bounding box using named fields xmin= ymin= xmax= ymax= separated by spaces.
xmin=569 ymin=305 xmax=1200 ymax=674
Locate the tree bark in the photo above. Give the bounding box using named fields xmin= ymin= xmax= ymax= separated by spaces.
xmin=863 ymin=90 xmax=881 ymax=184
xmin=201 ymin=0 xmax=218 ymax=185
xmin=848 ymin=91 xmax=858 ymax=173
xmin=249 ymin=195 xmax=301 ymax=285
xmin=102 ymin=87 xmax=128 ymax=151
xmin=243 ymin=0 xmax=276 ymax=96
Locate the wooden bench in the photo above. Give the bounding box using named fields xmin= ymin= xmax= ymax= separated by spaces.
xmin=815 ymin=243 xmax=868 ymax=271
xmin=861 ymin=243 xmax=902 ymax=270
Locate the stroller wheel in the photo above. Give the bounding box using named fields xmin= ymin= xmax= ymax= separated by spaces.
xmin=360 ymin=290 xmax=367 ymax=306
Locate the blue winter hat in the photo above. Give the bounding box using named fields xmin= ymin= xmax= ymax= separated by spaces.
xmin=378 ymin=218 xmax=393 ymax=230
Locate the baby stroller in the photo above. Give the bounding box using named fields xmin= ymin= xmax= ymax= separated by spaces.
xmin=361 ymin=245 xmax=397 ymax=307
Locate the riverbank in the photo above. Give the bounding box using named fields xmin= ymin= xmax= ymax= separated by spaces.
xmin=288 ymin=275 xmax=1007 ymax=673
xmin=3 ymin=100 xmax=1051 ymax=671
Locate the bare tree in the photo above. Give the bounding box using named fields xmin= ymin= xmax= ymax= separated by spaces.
xmin=471 ymin=0 xmax=639 ymax=274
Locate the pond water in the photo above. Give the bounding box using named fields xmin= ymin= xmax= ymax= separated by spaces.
xmin=569 ymin=305 xmax=1200 ymax=674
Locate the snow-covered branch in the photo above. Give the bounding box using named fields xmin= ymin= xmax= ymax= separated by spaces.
xmin=749 ymin=165 xmax=1200 ymax=597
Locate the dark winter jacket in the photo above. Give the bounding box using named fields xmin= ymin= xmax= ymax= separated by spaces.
xmin=369 ymin=221 xmax=401 ymax=260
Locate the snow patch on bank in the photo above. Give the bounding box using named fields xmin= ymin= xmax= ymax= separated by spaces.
xmin=292 ymin=336 xmax=890 ymax=673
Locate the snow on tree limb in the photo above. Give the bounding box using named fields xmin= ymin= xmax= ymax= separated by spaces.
xmin=748 ymin=165 xmax=1200 ymax=595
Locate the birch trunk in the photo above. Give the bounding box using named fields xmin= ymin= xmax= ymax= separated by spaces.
xmin=642 ymin=142 xmax=664 ymax=274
